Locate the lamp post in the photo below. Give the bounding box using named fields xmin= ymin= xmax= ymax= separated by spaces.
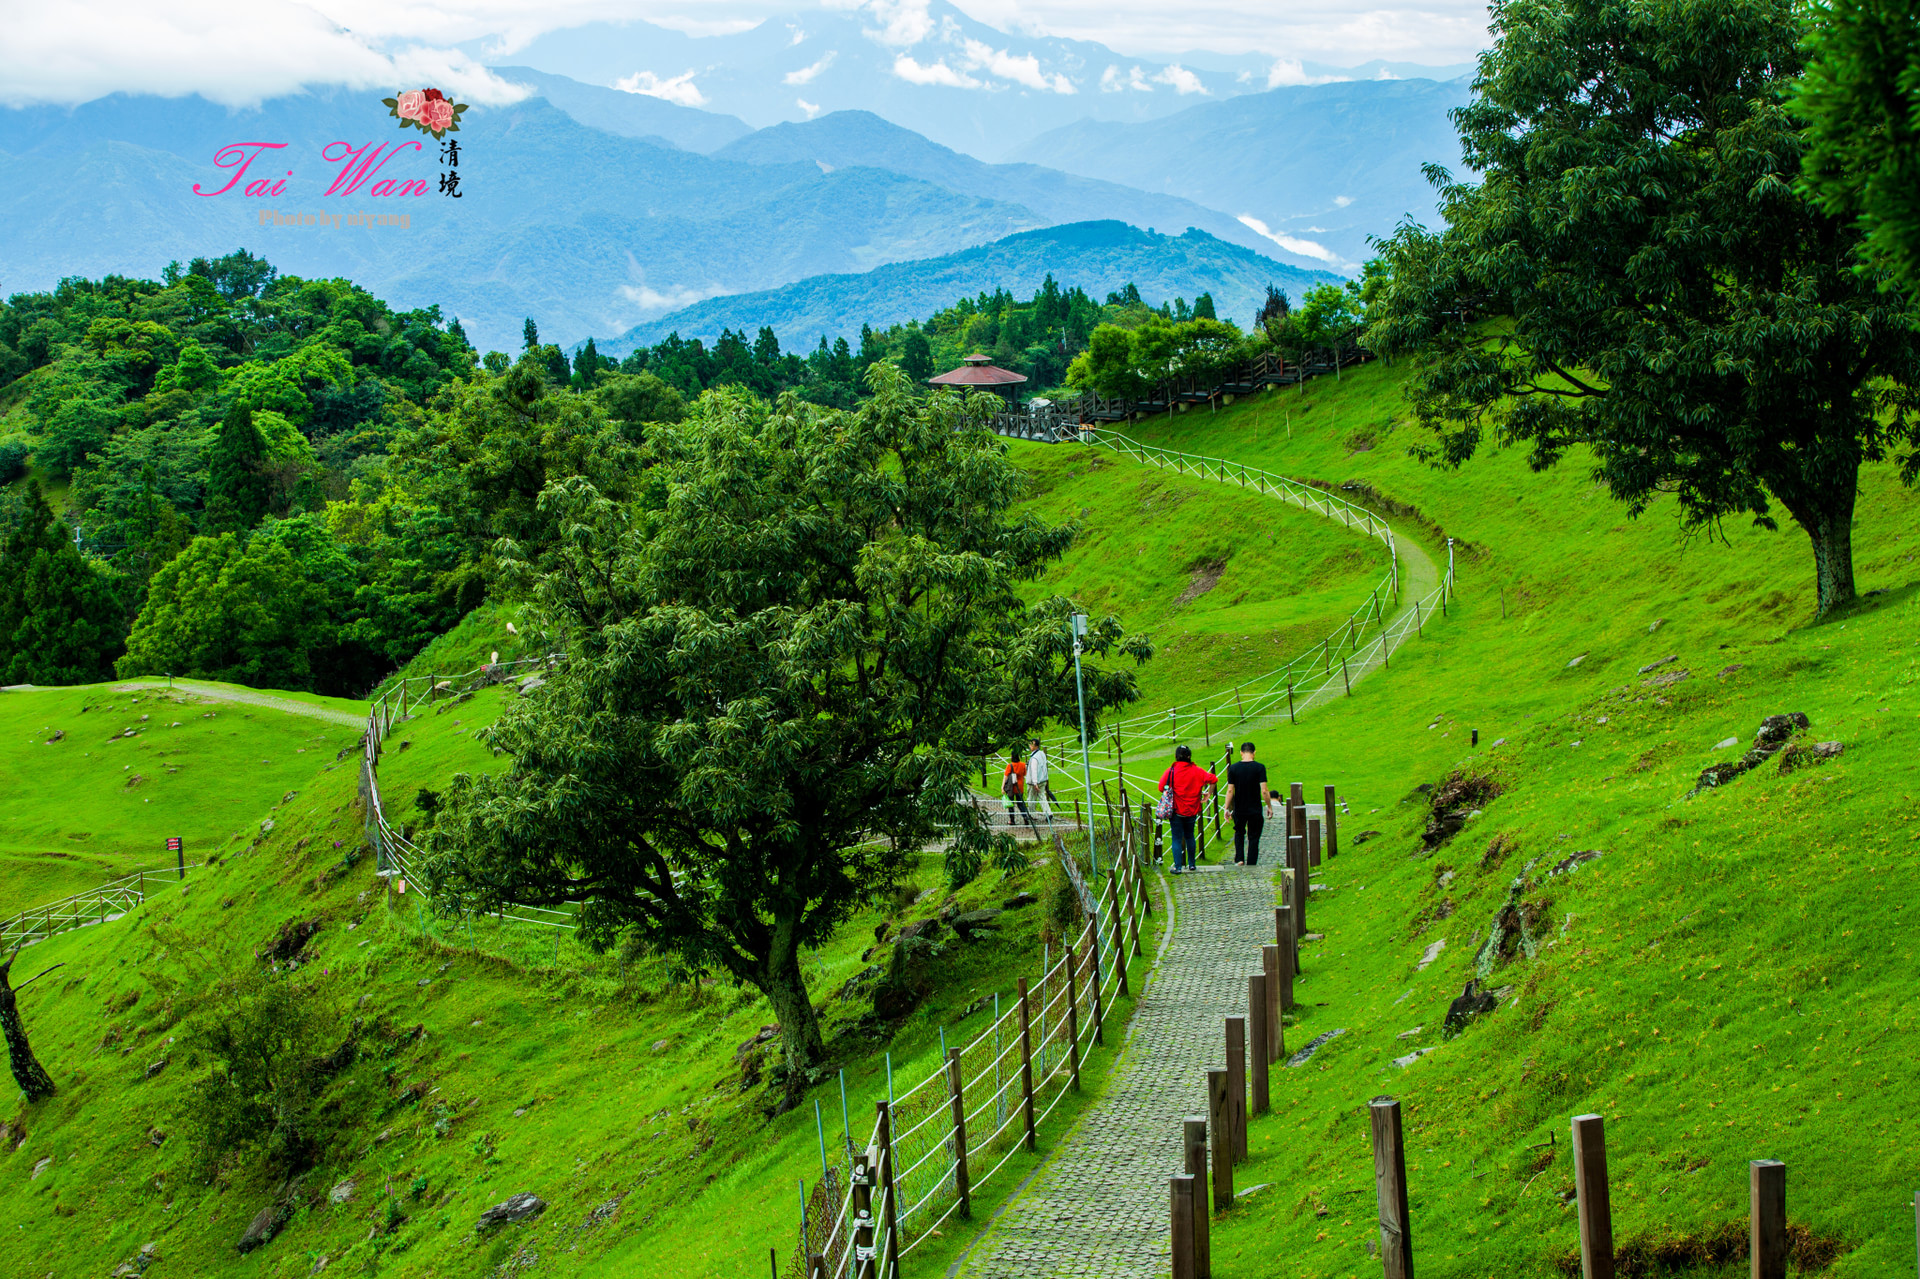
xmin=1071 ymin=613 xmax=1099 ymax=877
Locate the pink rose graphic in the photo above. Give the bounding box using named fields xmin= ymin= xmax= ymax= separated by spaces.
xmin=421 ymin=99 xmax=454 ymax=132
xmin=395 ymin=90 xmax=426 ymax=121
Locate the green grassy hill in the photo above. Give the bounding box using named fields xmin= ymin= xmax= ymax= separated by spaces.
xmin=1065 ymin=363 xmax=1920 ymax=1275
xmin=0 ymin=683 xmax=363 ymax=910
xmin=3 ymin=361 xmax=1915 ymax=1278
xmin=1006 ymin=440 xmax=1393 ymax=718
xmin=0 ymin=658 xmax=1162 ymax=1279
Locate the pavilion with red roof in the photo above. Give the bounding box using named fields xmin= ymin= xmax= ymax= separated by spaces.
xmin=928 ymin=353 xmax=1027 ymax=405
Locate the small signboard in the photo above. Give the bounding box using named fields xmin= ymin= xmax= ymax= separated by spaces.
xmin=165 ymin=836 xmax=183 ymax=853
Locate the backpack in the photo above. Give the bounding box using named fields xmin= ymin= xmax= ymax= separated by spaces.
xmin=1155 ymin=768 xmax=1178 ymax=819
xmin=1002 ymin=771 xmax=1020 ymax=798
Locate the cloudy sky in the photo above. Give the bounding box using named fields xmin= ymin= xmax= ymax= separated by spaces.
xmin=0 ymin=0 xmax=1489 ymax=107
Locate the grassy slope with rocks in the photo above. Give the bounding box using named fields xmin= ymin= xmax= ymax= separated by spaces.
xmin=1091 ymin=363 xmax=1919 ymax=1276
xmin=0 ymin=684 xmax=364 ymax=911
xmin=0 ymin=654 xmax=1164 ymax=1279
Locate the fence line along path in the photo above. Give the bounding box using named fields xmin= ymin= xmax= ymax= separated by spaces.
xmin=952 ymin=865 xmax=1275 ymax=1278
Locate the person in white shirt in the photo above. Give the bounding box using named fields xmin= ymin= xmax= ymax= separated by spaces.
xmin=1026 ymin=738 xmax=1054 ymax=818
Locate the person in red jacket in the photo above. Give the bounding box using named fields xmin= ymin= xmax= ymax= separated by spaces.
xmin=1158 ymin=744 xmax=1218 ymax=873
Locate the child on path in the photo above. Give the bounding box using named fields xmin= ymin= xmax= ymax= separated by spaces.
xmin=1157 ymin=744 xmax=1217 ymax=873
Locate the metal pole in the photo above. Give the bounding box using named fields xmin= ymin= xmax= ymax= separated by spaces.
xmin=1071 ymin=614 xmax=1100 ymax=877
xmin=840 ymin=1069 xmax=853 ymax=1164
xmin=815 ymin=1099 xmax=829 ymax=1180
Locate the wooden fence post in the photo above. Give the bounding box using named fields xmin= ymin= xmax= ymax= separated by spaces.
xmin=1370 ymin=1098 xmax=1413 ymax=1279
xmin=1289 ymin=834 xmax=1309 ymax=944
xmin=1064 ymin=941 xmax=1082 ymax=1092
xmin=1248 ymin=975 xmax=1270 ymax=1117
xmin=1206 ymin=1069 xmax=1234 ymax=1209
xmin=1309 ymin=817 xmax=1322 ymax=868
xmin=1110 ymin=878 xmax=1131 ymax=999
xmin=1751 ymin=1160 xmax=1786 ymax=1279
xmin=1324 ymin=785 xmax=1340 ymax=858
xmin=1088 ymin=925 xmax=1106 ymax=1046
xmin=946 ymin=1049 xmax=971 ymax=1219
xmin=1225 ymin=1017 xmax=1248 ymax=1161
xmin=1184 ymin=1118 xmax=1211 ymax=1279
xmin=1573 ymin=1114 xmax=1615 ymax=1279
xmin=1171 ymin=1174 xmax=1198 ymax=1279
xmin=1275 ymin=909 xmax=1296 ymax=1007
xmin=1016 ymin=978 xmax=1037 ymax=1152
xmin=1262 ymin=944 xmax=1285 ymax=1059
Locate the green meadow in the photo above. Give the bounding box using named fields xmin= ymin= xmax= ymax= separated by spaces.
xmin=1 ymin=356 xmax=1916 ymax=1276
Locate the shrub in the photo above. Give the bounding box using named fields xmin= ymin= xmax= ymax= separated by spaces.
xmin=180 ymin=968 xmax=372 ymax=1180
xmin=0 ymin=441 xmax=28 ymax=485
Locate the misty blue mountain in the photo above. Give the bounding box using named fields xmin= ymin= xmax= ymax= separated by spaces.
xmin=599 ymin=221 xmax=1341 ymax=353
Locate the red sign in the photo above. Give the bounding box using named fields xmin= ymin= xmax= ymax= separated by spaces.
xmin=166 ymin=837 xmax=183 ymax=852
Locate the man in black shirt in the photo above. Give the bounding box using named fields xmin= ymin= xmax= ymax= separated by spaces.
xmin=1222 ymin=741 xmax=1271 ymax=866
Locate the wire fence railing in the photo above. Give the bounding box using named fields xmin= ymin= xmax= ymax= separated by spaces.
xmin=0 ymin=863 xmax=202 ymax=951
xmin=790 ymin=818 xmax=1153 ymax=1277
xmin=1018 ymin=429 xmax=1455 ymax=814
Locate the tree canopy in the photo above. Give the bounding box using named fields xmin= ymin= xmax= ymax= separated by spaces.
xmin=424 ymin=365 xmax=1150 ymax=1081
xmin=1366 ymin=0 xmax=1920 ymax=617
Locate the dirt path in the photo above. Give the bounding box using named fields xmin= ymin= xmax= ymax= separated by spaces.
xmin=110 ymin=680 xmax=366 ymax=729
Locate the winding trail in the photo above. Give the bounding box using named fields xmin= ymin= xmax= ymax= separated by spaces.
xmin=108 ymin=679 xmax=366 ymax=728
xmin=952 ymin=865 xmax=1276 ymax=1278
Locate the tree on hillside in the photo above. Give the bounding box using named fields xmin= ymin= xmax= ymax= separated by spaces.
xmin=0 ymin=481 xmax=124 ymax=684
xmin=1 ymin=945 xmax=60 ymax=1103
xmin=1799 ymin=0 xmax=1920 ymax=292
xmin=205 ymin=404 xmax=271 ymax=533
xmin=425 ymin=366 xmax=1151 ymax=1085
xmin=1193 ymin=292 xmax=1217 ymax=321
xmin=1366 ymin=0 xmax=1920 ymax=617
xmin=1295 ymin=281 xmax=1364 ymax=379
xmin=117 ymin=533 xmax=329 ymax=689
xmin=593 ymin=371 xmax=687 ymax=437
xmin=901 ymin=327 xmax=933 ymax=383
xmin=522 ymin=317 xmax=539 ymax=351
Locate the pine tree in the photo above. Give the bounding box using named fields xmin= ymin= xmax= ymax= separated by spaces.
xmin=1193 ymin=292 xmax=1217 ymax=321
xmin=523 ymin=317 xmax=539 ymax=351
xmin=0 ymin=480 xmax=123 ymax=684
xmin=206 ymin=404 xmax=271 ymax=533
xmin=574 ymin=338 xmax=603 ymax=390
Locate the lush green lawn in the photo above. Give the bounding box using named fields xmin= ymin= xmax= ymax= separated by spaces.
xmin=1005 ymin=440 xmax=1394 ymax=732
xmin=1078 ymin=364 xmax=1920 ymax=1276
xmin=0 ymin=683 xmax=361 ymax=911
xmin=0 ymin=662 xmax=1164 ymax=1279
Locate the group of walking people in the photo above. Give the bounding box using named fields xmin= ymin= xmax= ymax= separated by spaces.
xmin=999 ymin=737 xmax=1275 ymax=874
xmin=1154 ymin=741 xmax=1271 ymax=873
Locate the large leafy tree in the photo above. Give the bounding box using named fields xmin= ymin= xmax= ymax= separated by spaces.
xmin=117 ymin=532 xmax=330 ymax=688
xmin=427 ymin=367 xmax=1149 ymax=1082
xmin=0 ymin=482 xmax=124 ymax=684
xmin=1367 ymin=0 xmax=1920 ymax=617
xmin=205 ymin=404 xmax=271 ymax=532
xmin=1799 ymin=0 xmax=1920 ymax=291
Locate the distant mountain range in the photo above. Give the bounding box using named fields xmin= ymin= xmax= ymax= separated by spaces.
xmin=485 ymin=1 xmax=1472 ymax=157
xmin=1009 ymin=78 xmax=1474 ymax=267
xmin=0 ymin=49 xmax=1468 ymax=353
xmin=599 ymin=222 xmax=1341 ymax=354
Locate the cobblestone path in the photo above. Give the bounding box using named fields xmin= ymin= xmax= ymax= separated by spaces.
xmin=955 ymin=864 xmax=1275 ymax=1277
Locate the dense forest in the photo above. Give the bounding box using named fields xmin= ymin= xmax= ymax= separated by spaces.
xmin=0 ymin=253 xmax=1357 ymax=699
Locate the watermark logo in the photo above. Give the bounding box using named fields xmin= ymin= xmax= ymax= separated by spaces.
xmin=384 ymin=88 xmax=469 ymax=139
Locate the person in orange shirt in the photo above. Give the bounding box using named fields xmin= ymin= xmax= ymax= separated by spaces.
xmin=1001 ymin=746 xmax=1033 ymax=830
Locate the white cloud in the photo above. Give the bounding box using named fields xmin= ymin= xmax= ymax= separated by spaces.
xmin=1099 ymin=64 xmax=1157 ymax=92
xmin=957 ymin=38 xmax=1074 ymax=93
xmin=1237 ymin=214 xmax=1341 ymax=265
xmin=1153 ymin=63 xmax=1207 ymax=94
xmin=1267 ymin=59 xmax=1348 ymax=88
xmin=617 ymin=281 xmax=728 ymax=313
xmin=860 ymin=0 xmax=935 ymax=47
xmin=783 ymin=51 xmax=836 ymax=85
xmin=796 ymin=96 xmax=822 ymax=118
xmin=613 ymin=68 xmax=706 ymax=106
xmin=891 ymin=54 xmax=982 ymax=88
xmin=643 ymin=14 xmax=761 ymax=37
xmin=785 ymin=22 xmax=806 ymax=45
xmin=1332 ymin=195 xmax=1353 ymax=207
xmin=0 ymin=0 xmax=532 ymax=108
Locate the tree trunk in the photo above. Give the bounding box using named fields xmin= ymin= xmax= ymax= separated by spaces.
xmin=1779 ymin=471 xmax=1859 ymax=619
xmin=759 ymin=950 xmax=827 ymax=1090
xmin=0 ymin=960 xmax=56 ymax=1103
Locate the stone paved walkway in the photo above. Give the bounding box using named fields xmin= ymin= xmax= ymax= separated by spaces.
xmin=954 ymin=864 xmax=1275 ymax=1277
